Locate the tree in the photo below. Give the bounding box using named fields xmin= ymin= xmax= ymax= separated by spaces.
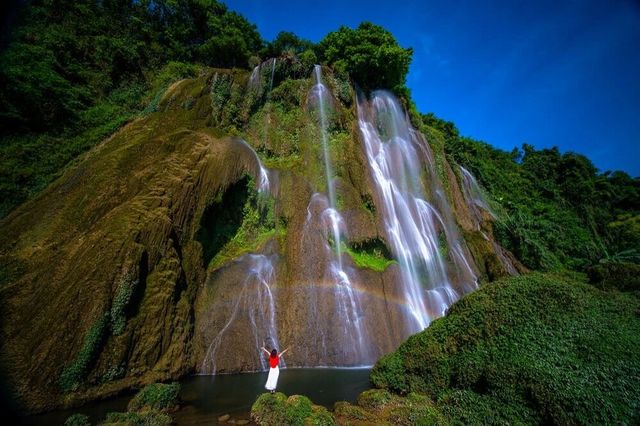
xmin=319 ymin=22 xmax=412 ymax=93
xmin=262 ymin=31 xmax=316 ymax=58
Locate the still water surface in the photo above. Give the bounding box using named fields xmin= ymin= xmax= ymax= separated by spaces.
xmin=25 ymin=368 xmax=371 ymax=425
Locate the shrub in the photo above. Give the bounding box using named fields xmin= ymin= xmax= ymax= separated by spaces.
xmin=58 ymin=313 xmax=109 ymax=392
xmin=587 ymin=262 xmax=640 ymax=292
xmin=127 ymin=382 xmax=180 ymax=412
xmin=371 ymin=273 xmax=640 ymax=423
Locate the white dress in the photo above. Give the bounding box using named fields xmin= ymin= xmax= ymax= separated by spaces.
xmin=265 ymin=366 xmax=279 ymax=391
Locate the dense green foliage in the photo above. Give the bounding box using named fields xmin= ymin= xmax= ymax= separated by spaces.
xmin=371 ymin=272 xmax=640 ymax=424
xmin=319 ymin=22 xmax=413 ymax=93
xmin=586 ymin=262 xmax=640 ymax=292
xmin=0 ymin=0 xmax=259 ymax=216
xmin=429 ymin=114 xmax=640 ymax=271
xmin=0 ymin=2 xmax=420 ymax=218
xmin=127 ymin=382 xmax=180 ymax=412
xmin=58 ymin=313 xmax=109 ymax=392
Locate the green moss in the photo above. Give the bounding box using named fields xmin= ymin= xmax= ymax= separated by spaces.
xmin=342 ymin=238 xmax=396 ymax=272
xmin=208 ymin=178 xmax=281 ymax=271
xmin=58 ymin=312 xmax=109 ymax=392
xmin=251 ymin=393 xmax=335 ymax=426
xmin=306 ymin=405 xmax=335 ymax=426
xmin=127 ymin=382 xmax=180 ymax=412
xmin=285 ymin=395 xmax=313 ymax=424
xmin=356 ymin=389 xmax=392 ymax=409
xmin=371 ymin=272 xmax=640 ymax=424
xmin=388 ymin=404 xmax=445 ymax=426
xmin=101 ymin=410 xmax=172 ymax=426
xmin=110 ymin=274 xmax=138 ymax=335
xmin=334 ymin=401 xmax=373 ymax=421
xmin=251 ymin=392 xmax=287 ymax=425
xmin=64 ymin=413 xmax=91 ymax=426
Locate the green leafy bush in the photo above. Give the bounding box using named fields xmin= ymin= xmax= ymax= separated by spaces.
xmin=371 ymin=272 xmax=640 ymax=424
xmin=587 ymin=262 xmax=640 ymax=292
xmin=127 ymin=382 xmax=180 ymax=412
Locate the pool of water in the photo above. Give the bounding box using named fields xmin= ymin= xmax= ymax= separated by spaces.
xmin=25 ymin=368 xmax=372 ymax=425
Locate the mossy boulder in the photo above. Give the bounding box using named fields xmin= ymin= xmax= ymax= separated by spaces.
xmin=251 ymin=392 xmax=335 ymax=426
xmin=100 ymin=409 xmax=172 ymax=426
xmin=127 ymin=382 xmax=180 ymax=412
xmin=371 ymin=272 xmax=640 ymax=424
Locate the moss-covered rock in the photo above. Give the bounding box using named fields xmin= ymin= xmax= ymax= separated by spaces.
xmin=100 ymin=409 xmax=172 ymax=426
xmin=251 ymin=392 xmax=335 ymax=426
xmin=333 ymin=401 xmax=377 ymax=422
xmin=356 ymin=389 xmax=392 ymax=409
xmin=127 ymin=382 xmax=180 ymax=412
xmin=0 ymin=70 xmax=270 ymax=411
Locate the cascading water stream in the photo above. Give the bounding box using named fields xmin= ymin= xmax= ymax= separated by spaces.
xmin=357 ymin=91 xmax=478 ymax=332
xmin=460 ymin=165 xmax=496 ymax=224
xmin=237 ymin=138 xmax=270 ymax=193
xmin=459 ymin=166 xmax=518 ymax=275
xmin=304 ymin=66 xmax=368 ymax=361
xmin=200 ymin=254 xmax=282 ymax=373
xmin=198 ymin=135 xmax=279 ymax=374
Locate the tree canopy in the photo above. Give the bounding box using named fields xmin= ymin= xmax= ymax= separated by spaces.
xmin=319 ymin=22 xmax=413 ymax=93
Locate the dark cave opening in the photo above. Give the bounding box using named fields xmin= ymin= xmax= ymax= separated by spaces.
xmin=196 ymin=177 xmax=250 ymax=268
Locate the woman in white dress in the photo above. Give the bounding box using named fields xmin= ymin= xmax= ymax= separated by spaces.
xmin=261 ymin=346 xmax=289 ymax=393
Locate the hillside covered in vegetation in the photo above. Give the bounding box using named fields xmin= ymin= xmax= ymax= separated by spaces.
xmin=1 ymin=0 xmax=638 ymax=424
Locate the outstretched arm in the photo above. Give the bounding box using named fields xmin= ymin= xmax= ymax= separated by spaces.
xmin=261 ymin=347 xmax=270 ymax=355
xmin=280 ymin=347 xmax=290 ymax=356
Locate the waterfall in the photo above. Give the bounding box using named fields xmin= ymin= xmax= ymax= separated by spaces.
xmin=357 ymin=91 xmax=478 ymax=332
xmin=302 ymin=66 xmax=369 ymax=362
xmin=200 ymin=254 xmax=282 ymax=373
xmin=459 ymin=165 xmax=496 ymax=224
xmin=268 ymin=58 xmax=277 ymax=93
xmin=236 ymin=138 xmax=270 ymax=193
xmin=459 ymin=166 xmax=518 ymax=275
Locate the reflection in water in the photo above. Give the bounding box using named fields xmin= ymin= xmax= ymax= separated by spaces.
xmin=24 ymin=369 xmax=371 ymax=426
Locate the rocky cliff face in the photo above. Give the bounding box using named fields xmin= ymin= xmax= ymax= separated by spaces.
xmin=0 ymin=62 xmax=522 ymax=412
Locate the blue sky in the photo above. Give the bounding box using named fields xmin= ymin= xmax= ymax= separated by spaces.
xmin=225 ymin=0 xmax=639 ymax=176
